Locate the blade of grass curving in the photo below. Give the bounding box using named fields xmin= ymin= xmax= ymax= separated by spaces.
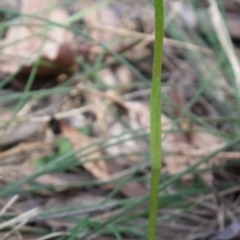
xmin=108 ymin=224 xmax=123 ymax=240
xmin=65 ymin=215 xmax=90 ymax=240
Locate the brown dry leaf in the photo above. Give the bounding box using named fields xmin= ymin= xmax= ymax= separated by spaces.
xmin=0 ymin=92 xmax=64 ymax=148
xmin=162 ymin=85 xmax=225 ymax=180
xmin=76 ymin=0 xmax=154 ymax=57
xmin=81 ymin=1 xmax=123 ymax=52
xmin=99 ymin=66 xmax=133 ymax=94
xmin=104 ymin=101 xmax=149 ymax=164
xmin=64 ymin=84 xmax=110 ymax=137
xmin=0 ymin=0 xmax=75 ymax=77
xmin=106 ymin=161 xmax=147 ymax=198
xmin=0 ymin=121 xmax=47 ymax=147
xmin=226 ymin=14 xmax=240 ymax=39
xmin=105 ymin=121 xmax=141 ymax=164
xmin=59 ymin=121 xmax=110 ymax=180
xmin=45 ymin=192 xmax=105 ymax=211
xmin=0 ymin=141 xmax=43 ymax=164
xmin=0 ymin=138 xmax=54 ymax=184
xmin=36 ymin=172 xmax=93 ymax=189
xmin=162 ymin=114 xmax=194 ymax=176
xmin=120 ymin=181 xmax=147 ymax=198
xmin=0 ymin=161 xmax=34 ymax=183
xmin=162 ymin=113 xmax=223 ymax=181
xmin=187 ymin=124 xmax=223 ymax=182
xmin=125 ymin=101 xmax=149 ymax=130
xmin=223 ymin=0 xmax=240 ymax=12
xmin=116 ymin=0 xmax=154 ymax=34
xmin=190 ymin=125 xmax=223 ymax=149
xmin=213 ymin=221 xmax=240 ymax=240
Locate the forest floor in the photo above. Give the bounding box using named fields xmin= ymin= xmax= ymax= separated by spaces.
xmin=1 ymin=0 xmax=240 ymax=239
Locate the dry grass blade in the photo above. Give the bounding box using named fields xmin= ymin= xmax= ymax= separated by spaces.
xmin=1 ymin=217 xmax=28 ymax=240
xmin=0 ymin=195 xmax=19 ymax=217
xmin=0 ymin=142 xmax=43 ymax=160
xmin=0 ymin=208 xmax=39 ymax=230
xmin=35 ymin=232 xmax=69 ymax=240
xmin=208 ymin=0 xmax=240 ymax=87
xmin=88 ymin=23 xmax=212 ymax=54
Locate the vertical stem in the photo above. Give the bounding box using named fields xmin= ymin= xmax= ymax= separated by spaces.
xmin=147 ymin=0 xmax=164 ymax=240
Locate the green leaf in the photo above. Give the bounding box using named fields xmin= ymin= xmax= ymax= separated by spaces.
xmin=34 ymin=137 xmax=73 ymax=169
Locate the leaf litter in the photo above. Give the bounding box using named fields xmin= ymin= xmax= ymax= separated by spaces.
xmin=1 ymin=0 xmax=240 ymax=239
xmin=0 ymin=0 xmax=75 ymax=90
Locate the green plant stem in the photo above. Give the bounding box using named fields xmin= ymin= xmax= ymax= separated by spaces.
xmin=148 ymin=0 xmax=164 ymax=240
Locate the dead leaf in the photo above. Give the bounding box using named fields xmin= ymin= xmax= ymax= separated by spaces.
xmin=0 ymin=138 xmax=54 ymax=184
xmin=161 ymin=85 xmax=226 ymax=181
xmin=74 ymin=0 xmax=154 ymax=61
xmin=213 ymin=222 xmax=240 ymax=240
xmin=0 ymin=161 xmax=34 ymax=183
xmin=86 ymin=5 xmax=122 ymax=51
xmin=223 ymin=0 xmax=240 ymax=13
xmin=104 ymin=101 xmax=149 ymax=164
xmin=99 ymin=66 xmax=133 ymax=94
xmin=45 ymin=192 xmax=105 ymax=211
xmin=226 ymin=14 xmax=240 ymax=39
xmin=36 ymin=172 xmax=92 ymax=189
xmin=120 ymin=181 xmax=147 ymax=198
xmin=0 ymin=0 xmax=75 ymax=78
xmin=0 ymin=121 xmax=47 ymax=147
xmin=107 ymin=101 xmax=149 ymax=162
xmin=190 ymin=125 xmax=223 ymax=149
xmin=125 ymin=101 xmax=149 ymax=130
xmin=0 ymin=141 xmax=43 ymax=163
xmin=59 ymin=121 xmax=110 ymax=180
xmin=106 ymin=161 xmax=147 ymax=198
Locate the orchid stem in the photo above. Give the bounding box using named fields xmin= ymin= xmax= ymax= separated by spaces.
xmin=147 ymin=0 xmax=164 ymax=239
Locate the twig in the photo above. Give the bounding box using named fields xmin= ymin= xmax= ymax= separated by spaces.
xmin=0 ymin=194 xmax=19 ymax=217
xmin=208 ymin=0 xmax=240 ymax=107
xmin=88 ymin=22 xmax=212 ymax=54
xmin=1 ymin=218 xmax=28 ymax=240
xmin=0 ymin=208 xmax=39 ymax=230
xmin=35 ymin=232 xmax=69 ymax=240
